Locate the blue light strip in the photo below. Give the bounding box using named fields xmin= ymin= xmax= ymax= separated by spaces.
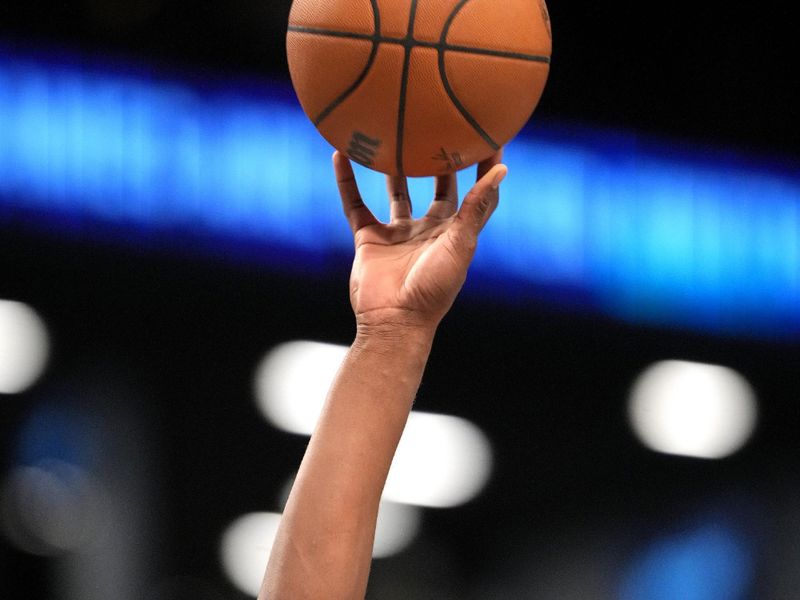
xmin=1 ymin=47 xmax=799 ymax=338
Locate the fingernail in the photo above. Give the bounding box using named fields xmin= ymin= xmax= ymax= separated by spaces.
xmin=491 ymin=167 xmax=508 ymax=190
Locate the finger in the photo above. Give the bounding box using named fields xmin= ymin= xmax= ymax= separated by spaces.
xmin=387 ymin=175 xmax=413 ymax=221
xmin=426 ymin=173 xmax=459 ymax=219
xmin=477 ymin=148 xmax=504 ymax=182
xmin=451 ymin=164 xmax=507 ymax=250
xmin=334 ymin=152 xmax=379 ymax=234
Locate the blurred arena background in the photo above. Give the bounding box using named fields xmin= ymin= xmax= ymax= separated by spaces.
xmin=1 ymin=1 xmax=799 ymax=598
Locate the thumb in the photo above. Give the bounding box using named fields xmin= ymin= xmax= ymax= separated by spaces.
xmin=452 ymin=164 xmax=507 ymax=243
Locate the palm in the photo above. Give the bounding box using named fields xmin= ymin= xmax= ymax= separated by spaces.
xmin=351 ymin=218 xmax=464 ymax=323
xmin=334 ymin=151 xmax=505 ymax=329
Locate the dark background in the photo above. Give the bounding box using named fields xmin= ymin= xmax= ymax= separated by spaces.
xmin=1 ymin=1 xmax=799 ymax=599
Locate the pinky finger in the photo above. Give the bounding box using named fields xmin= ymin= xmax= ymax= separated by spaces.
xmin=334 ymin=152 xmax=379 ymax=234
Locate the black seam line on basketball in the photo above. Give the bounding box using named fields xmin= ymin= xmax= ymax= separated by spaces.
xmin=439 ymin=0 xmax=499 ymax=151
xmin=310 ymin=0 xmax=381 ymax=127
xmin=396 ymin=0 xmax=419 ymax=177
xmin=312 ymin=41 xmax=379 ymax=125
xmin=287 ymin=26 xmax=550 ymax=64
xmin=441 ymin=44 xmax=549 ymax=63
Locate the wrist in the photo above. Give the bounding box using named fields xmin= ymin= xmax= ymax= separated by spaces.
xmin=354 ymin=315 xmax=437 ymax=355
xmin=355 ymin=308 xmax=439 ymax=339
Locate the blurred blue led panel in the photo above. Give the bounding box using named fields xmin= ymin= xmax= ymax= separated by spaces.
xmin=1 ymin=47 xmax=799 ymax=338
xmin=14 ymin=401 xmax=93 ymax=468
xmin=620 ymin=524 xmax=754 ymax=600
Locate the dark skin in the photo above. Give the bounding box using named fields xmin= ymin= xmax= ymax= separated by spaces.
xmin=261 ymin=150 xmax=506 ymax=599
xmin=346 ymin=151 xmax=506 ymax=328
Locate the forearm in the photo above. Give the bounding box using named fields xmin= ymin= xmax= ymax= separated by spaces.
xmin=262 ymin=324 xmax=435 ymax=600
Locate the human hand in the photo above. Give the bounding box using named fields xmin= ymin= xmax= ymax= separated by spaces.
xmin=334 ymin=150 xmax=507 ymax=335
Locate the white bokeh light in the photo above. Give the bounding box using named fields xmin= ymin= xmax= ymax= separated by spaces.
xmin=254 ymin=341 xmax=347 ymax=435
xmin=373 ymin=500 xmax=422 ymax=558
xmin=384 ymin=412 xmax=493 ymax=508
xmin=220 ymin=512 xmax=282 ymax=597
xmin=0 ymin=300 xmax=50 ymax=394
xmin=628 ymin=360 xmax=758 ymax=459
xmin=1 ymin=461 xmax=110 ymax=556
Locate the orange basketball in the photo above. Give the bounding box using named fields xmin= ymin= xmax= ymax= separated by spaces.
xmin=286 ymin=0 xmax=552 ymax=177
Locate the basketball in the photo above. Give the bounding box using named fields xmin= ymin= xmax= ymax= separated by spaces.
xmin=286 ymin=0 xmax=552 ymax=177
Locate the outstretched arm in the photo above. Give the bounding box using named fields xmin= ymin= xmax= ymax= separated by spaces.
xmin=261 ymin=151 xmax=507 ymax=600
